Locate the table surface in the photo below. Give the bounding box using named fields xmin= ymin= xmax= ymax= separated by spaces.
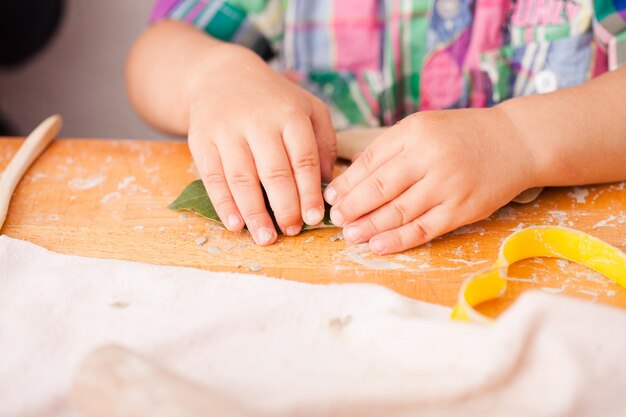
xmin=1 ymin=137 xmax=625 ymax=317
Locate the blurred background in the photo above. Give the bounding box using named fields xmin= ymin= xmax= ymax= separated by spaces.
xmin=0 ymin=0 xmax=168 ymax=139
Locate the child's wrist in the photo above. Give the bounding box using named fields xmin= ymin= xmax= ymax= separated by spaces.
xmin=495 ymin=99 xmax=552 ymax=189
xmin=186 ymin=43 xmax=264 ymax=108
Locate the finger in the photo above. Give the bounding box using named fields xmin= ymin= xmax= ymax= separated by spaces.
xmin=368 ymin=204 xmax=458 ymax=254
xmin=324 ymin=128 xmax=402 ymax=205
xmin=283 ymin=115 xmax=325 ymax=226
xmin=329 ymin=154 xmax=421 ymax=227
xmin=219 ymin=139 xmax=278 ymax=246
xmin=310 ymin=100 xmax=337 ymax=182
xmin=191 ymin=141 xmax=244 ymax=232
xmin=341 ymin=179 xmax=437 ymax=244
xmin=247 ymin=129 xmax=303 ymax=236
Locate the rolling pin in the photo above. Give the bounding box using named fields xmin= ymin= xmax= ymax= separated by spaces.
xmin=0 ymin=115 xmax=62 ymax=231
xmin=72 ymin=345 xmax=257 ymax=417
xmin=336 ymin=127 xmax=386 ymax=160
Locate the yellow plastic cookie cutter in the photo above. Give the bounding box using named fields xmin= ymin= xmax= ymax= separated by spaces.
xmin=451 ymin=226 xmax=626 ymax=323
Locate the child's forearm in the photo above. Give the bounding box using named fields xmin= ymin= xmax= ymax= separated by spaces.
xmin=498 ymin=67 xmax=626 ymax=187
xmin=126 ymin=20 xmax=260 ymax=136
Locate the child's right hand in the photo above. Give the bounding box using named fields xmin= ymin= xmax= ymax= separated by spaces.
xmin=324 ymin=108 xmax=538 ymax=254
xmin=187 ymin=47 xmax=336 ymax=245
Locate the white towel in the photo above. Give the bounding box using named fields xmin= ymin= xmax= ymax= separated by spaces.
xmin=1 ymin=235 xmax=625 ymax=417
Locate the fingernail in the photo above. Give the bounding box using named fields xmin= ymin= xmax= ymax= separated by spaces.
xmin=285 ymin=225 xmax=302 ymax=236
xmin=305 ymin=207 xmax=323 ymax=225
xmin=256 ymin=227 xmax=274 ymax=245
xmin=342 ymin=226 xmax=362 ymax=242
xmin=227 ymin=214 xmax=241 ymax=229
xmin=324 ymin=186 xmax=337 ymax=204
xmin=370 ymin=239 xmax=386 ymax=254
xmin=330 ymin=208 xmax=344 ymax=226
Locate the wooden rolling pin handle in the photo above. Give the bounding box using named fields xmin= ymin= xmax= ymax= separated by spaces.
xmin=0 ymin=115 xmax=62 ymax=231
xmin=72 ymin=345 xmax=256 ymax=417
xmin=335 ymin=127 xmax=386 ymax=161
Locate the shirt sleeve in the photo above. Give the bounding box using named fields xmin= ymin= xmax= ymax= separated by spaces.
xmin=149 ymin=0 xmax=276 ymax=60
xmin=594 ymin=0 xmax=626 ymax=70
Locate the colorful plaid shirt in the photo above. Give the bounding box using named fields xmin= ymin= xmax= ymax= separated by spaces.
xmin=151 ymin=0 xmax=626 ymax=129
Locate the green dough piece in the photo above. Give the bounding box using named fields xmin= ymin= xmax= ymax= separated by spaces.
xmin=168 ymin=180 xmax=336 ymax=231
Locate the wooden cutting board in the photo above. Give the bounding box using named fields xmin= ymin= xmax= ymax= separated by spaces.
xmin=1 ymin=137 xmax=625 ymax=317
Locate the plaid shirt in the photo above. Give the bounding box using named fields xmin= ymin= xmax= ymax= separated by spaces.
xmin=151 ymin=0 xmax=626 ymax=129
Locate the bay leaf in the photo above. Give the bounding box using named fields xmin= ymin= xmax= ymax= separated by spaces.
xmin=168 ymin=180 xmax=336 ymax=231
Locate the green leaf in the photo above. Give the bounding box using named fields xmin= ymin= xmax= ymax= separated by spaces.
xmin=168 ymin=180 xmax=219 ymax=220
xmin=168 ymin=180 xmax=336 ymax=231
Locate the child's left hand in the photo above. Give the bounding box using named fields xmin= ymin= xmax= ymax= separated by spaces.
xmin=324 ymin=108 xmax=538 ymax=254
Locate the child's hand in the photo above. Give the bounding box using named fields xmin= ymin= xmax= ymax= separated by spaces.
xmin=324 ymin=108 xmax=538 ymax=254
xmin=188 ymin=49 xmax=336 ymax=245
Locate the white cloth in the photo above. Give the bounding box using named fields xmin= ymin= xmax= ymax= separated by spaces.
xmin=1 ymin=235 xmax=625 ymax=417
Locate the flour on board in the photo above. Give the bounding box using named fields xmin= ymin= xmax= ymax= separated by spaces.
xmin=68 ymin=175 xmax=106 ymax=191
